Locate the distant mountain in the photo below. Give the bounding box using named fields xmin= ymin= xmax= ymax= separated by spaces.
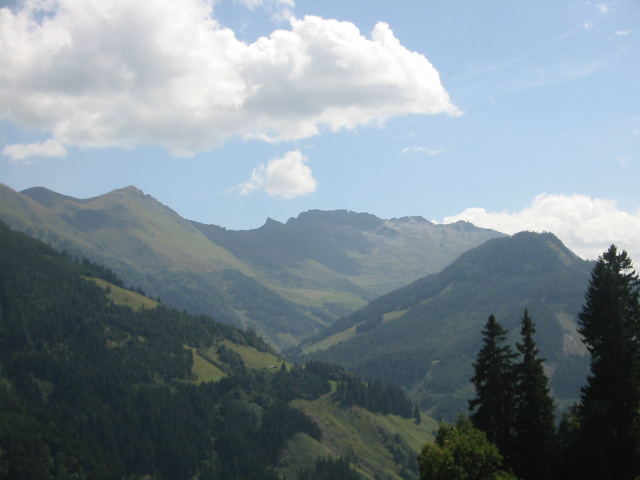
xmin=0 ymin=219 xmax=436 ymax=480
xmin=290 ymin=232 xmax=594 ymax=419
xmin=192 ymin=210 xmax=504 ymax=299
xmin=0 ymin=183 xmax=503 ymax=349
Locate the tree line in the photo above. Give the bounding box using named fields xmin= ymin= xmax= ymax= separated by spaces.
xmin=419 ymin=245 xmax=640 ymax=480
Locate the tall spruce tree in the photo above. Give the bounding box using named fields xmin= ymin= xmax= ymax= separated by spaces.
xmin=575 ymin=245 xmax=640 ymax=480
xmin=512 ymin=309 xmax=556 ymax=480
xmin=469 ymin=315 xmax=518 ymax=461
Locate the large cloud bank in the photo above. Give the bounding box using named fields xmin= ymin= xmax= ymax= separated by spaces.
xmin=0 ymin=0 xmax=459 ymax=158
xmin=444 ymin=194 xmax=640 ymax=262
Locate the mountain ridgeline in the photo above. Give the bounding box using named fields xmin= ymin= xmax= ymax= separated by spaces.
xmin=0 ymin=183 xmax=503 ymax=349
xmin=290 ymin=232 xmax=594 ymax=419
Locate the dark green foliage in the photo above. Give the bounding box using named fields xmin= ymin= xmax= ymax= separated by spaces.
xmin=512 ymin=310 xmax=556 ymax=480
xmin=304 ymin=360 xmax=351 ymax=380
xmin=413 ymin=404 xmax=422 ymax=424
xmin=571 ymin=245 xmax=640 ymax=480
xmin=379 ymin=430 xmax=419 ymax=480
xmin=469 ymin=315 xmax=518 ymax=458
xmin=417 ymin=415 xmax=517 ymax=480
xmin=335 ymin=376 xmax=416 ymax=418
xmin=271 ymin=363 xmax=331 ymax=402
xmin=217 ymin=344 xmax=245 ymax=367
xmin=0 ymin=221 xmax=335 ymax=479
xmin=468 ymin=311 xmax=559 ymax=479
xmin=549 ymin=354 xmax=590 ymax=400
xmin=296 ymin=455 xmax=362 ymax=480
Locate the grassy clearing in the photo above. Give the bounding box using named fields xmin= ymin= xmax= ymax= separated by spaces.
xmin=219 ymin=339 xmax=283 ymax=370
xmin=186 ymin=339 xmax=283 ymax=384
xmin=303 ymin=326 xmax=357 ymax=354
xmin=382 ymin=309 xmax=409 ymax=324
xmin=273 ymin=286 xmax=367 ymax=310
xmin=186 ymin=347 xmax=226 ymax=384
xmin=88 ymin=277 xmax=159 ymax=311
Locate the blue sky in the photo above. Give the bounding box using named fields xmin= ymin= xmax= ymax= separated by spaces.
xmin=1 ymin=0 xmax=639 ymax=260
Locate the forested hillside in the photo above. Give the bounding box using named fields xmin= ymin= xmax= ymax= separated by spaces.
xmin=417 ymin=245 xmax=640 ymax=480
xmin=0 ymin=221 xmax=433 ymax=479
xmin=291 ymin=232 xmax=593 ymax=419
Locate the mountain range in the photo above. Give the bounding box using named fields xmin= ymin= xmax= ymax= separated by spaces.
xmin=0 ymin=183 xmax=502 ymax=349
xmin=0 ymin=183 xmax=597 ymax=419
xmin=291 ymin=231 xmax=594 ymax=418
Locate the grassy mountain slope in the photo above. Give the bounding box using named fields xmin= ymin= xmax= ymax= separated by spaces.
xmin=281 ymin=398 xmax=437 ymax=480
xmin=1 ymin=183 xmax=502 ymax=350
xmin=292 ymin=232 xmax=593 ymax=419
xmin=2 ymin=184 xmax=324 ymax=349
xmin=0 ymin=221 xmax=435 ymax=479
xmin=0 ymin=183 xmax=93 ymax=252
xmin=22 ymin=185 xmax=244 ymax=272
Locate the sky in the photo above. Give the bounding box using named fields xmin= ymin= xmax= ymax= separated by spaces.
xmin=1 ymin=0 xmax=639 ymax=262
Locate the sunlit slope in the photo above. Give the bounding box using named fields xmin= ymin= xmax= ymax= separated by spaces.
xmin=0 ymin=183 xmax=94 ymax=251
xmin=281 ymin=396 xmax=437 ymax=480
xmin=23 ymin=185 xmax=244 ymax=272
xmin=89 ymin=277 xmax=160 ymax=311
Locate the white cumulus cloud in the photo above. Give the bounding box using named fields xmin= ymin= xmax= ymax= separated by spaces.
xmin=238 ymin=150 xmax=316 ymax=198
xmin=0 ymin=0 xmax=459 ymax=156
xmin=444 ymin=193 xmax=640 ymax=262
xmin=2 ymin=139 xmax=67 ymax=162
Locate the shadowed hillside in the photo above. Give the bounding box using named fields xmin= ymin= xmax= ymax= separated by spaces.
xmin=291 ymin=232 xmax=593 ymax=419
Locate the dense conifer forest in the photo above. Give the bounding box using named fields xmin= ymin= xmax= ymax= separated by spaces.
xmin=0 ymin=221 xmax=419 ymax=479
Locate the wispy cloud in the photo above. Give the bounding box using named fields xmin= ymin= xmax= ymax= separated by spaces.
xmin=615 ymin=29 xmax=631 ymax=36
xmin=0 ymin=0 xmax=459 ymax=157
xmin=444 ymin=193 xmax=640 ymax=262
xmin=616 ymin=155 xmax=630 ymax=167
xmin=401 ymin=145 xmax=450 ymax=155
xmin=2 ymin=139 xmax=67 ymax=163
xmin=236 ymin=150 xmax=317 ymax=199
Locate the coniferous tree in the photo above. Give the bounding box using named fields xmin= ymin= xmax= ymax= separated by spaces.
xmin=574 ymin=245 xmax=640 ymax=480
xmin=469 ymin=315 xmax=518 ymax=461
xmin=413 ymin=404 xmax=422 ymax=425
xmin=512 ymin=309 xmax=556 ymax=480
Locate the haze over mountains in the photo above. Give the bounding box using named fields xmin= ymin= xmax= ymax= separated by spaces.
xmin=0 ymin=183 xmax=596 ymax=419
xmin=0 ymin=183 xmax=502 ymax=349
